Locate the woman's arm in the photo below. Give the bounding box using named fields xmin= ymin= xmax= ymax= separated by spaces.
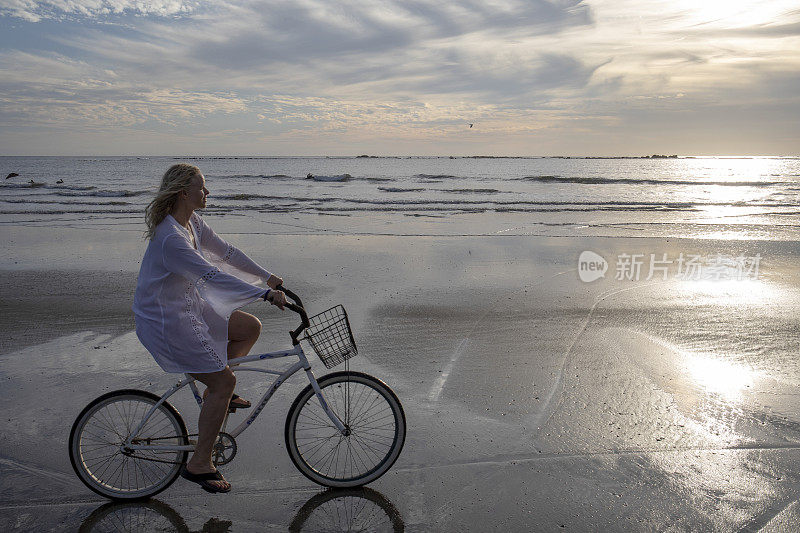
xmin=162 ymin=233 xmax=268 ymax=318
xmin=195 ymin=215 xmax=281 ymax=288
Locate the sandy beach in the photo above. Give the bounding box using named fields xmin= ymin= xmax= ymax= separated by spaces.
xmin=1 ymin=215 xmax=800 ymax=531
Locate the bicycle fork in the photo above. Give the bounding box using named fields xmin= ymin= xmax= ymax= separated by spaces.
xmin=306 ymin=368 xmax=349 ymax=434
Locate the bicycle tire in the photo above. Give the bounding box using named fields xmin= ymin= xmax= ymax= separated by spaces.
xmin=69 ymin=389 xmax=189 ymax=500
xmin=285 ymin=371 xmax=406 ymax=488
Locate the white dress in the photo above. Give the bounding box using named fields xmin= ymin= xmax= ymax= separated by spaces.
xmin=133 ymin=213 xmax=271 ymax=373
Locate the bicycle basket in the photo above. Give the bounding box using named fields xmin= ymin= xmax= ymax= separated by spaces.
xmin=302 ymin=305 xmax=358 ymax=368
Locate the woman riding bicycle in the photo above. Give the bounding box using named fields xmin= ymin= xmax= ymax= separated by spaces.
xmin=132 ymin=163 xmax=285 ymax=493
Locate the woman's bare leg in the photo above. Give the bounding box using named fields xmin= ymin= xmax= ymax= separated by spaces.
xmin=187 ymin=367 xmax=236 ymax=491
xmin=201 ymin=311 xmax=262 ymax=405
xmin=217 ymin=310 xmax=262 ymax=408
xmin=227 ymin=310 xmax=262 ymax=360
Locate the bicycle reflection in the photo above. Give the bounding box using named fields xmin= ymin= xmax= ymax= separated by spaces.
xmin=289 ymin=488 xmax=404 ymax=532
xmin=79 ymin=487 xmax=404 ymax=532
xmin=78 ymin=499 xmax=231 ymax=533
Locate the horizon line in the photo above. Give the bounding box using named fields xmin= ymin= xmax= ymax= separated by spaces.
xmin=1 ymin=154 xmax=799 ymax=159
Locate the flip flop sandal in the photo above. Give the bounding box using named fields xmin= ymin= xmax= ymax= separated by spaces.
xmin=202 ymin=392 xmax=251 ymax=410
xmin=229 ymin=394 xmax=251 ymax=409
xmin=180 ymin=467 xmax=231 ymax=494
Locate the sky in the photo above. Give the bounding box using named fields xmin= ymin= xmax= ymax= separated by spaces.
xmin=0 ymin=0 xmax=798 ymax=156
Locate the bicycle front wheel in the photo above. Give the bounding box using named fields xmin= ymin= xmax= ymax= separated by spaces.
xmin=69 ymin=389 xmax=189 ymax=500
xmin=285 ymin=371 xmax=406 ymax=488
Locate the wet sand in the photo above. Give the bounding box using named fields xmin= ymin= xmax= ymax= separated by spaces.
xmin=1 ymin=220 xmax=800 ymax=531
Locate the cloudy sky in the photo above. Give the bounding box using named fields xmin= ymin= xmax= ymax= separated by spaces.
xmin=1 ymin=0 xmax=798 ymax=155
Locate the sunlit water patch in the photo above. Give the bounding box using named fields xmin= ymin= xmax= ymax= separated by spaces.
xmin=684 ymin=353 xmax=756 ymax=402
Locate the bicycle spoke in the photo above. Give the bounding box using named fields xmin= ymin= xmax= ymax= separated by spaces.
xmin=298 ymin=409 xmax=334 ymax=428
xmin=299 ymin=433 xmax=342 ymax=463
xmin=347 ymin=384 xmax=373 ymax=423
xmin=352 ymin=398 xmax=390 ymax=426
xmin=96 ymin=408 xmax=125 ymax=441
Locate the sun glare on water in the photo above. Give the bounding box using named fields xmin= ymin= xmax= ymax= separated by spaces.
xmin=666 ymin=157 xmax=788 ymax=239
xmin=685 ymin=353 xmax=755 ymax=401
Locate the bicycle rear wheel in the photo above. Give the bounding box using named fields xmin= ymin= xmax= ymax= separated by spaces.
xmin=69 ymin=389 xmax=188 ymax=500
xmin=285 ymin=371 xmax=406 ymax=488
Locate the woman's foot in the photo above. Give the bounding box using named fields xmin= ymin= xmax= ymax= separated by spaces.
xmin=181 ymin=465 xmax=231 ymax=493
xmin=229 ymin=393 xmax=251 ymax=409
xmin=203 ymin=390 xmax=251 ymax=410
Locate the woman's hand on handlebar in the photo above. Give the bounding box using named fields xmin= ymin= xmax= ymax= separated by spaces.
xmin=266 ymin=289 xmax=286 ymax=310
xmin=267 ymin=274 xmax=283 ymax=290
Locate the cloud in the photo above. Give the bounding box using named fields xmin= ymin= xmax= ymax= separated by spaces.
xmin=376 ymin=50 xmax=602 ymax=101
xmin=92 ymin=0 xmax=593 ymax=84
xmin=0 ymin=50 xmax=248 ymax=129
xmin=0 ymin=0 xmax=199 ymax=22
xmin=39 ymin=0 xmax=596 ymax=101
xmin=699 ymin=21 xmax=800 ymax=38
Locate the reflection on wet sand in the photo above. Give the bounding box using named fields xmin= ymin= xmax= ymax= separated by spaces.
xmin=79 ymin=500 xmax=229 ymax=533
xmin=289 ymin=488 xmax=404 ymax=532
xmin=78 ymin=488 xmax=404 ymax=532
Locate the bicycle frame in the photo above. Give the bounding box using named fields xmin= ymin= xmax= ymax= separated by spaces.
xmin=124 ymin=343 xmax=347 ymax=453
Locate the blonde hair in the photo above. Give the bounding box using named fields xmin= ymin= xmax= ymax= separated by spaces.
xmin=144 ymin=163 xmax=201 ymax=239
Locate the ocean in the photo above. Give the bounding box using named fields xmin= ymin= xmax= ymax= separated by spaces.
xmin=1 ymin=155 xmax=799 ymax=239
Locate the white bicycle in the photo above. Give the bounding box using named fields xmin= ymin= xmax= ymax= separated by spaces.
xmin=69 ymin=287 xmax=406 ymax=500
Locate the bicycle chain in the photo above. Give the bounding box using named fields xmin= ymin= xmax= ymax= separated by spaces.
xmin=122 ymin=433 xmax=199 ymax=465
xmin=122 ymin=432 xmax=237 ymax=466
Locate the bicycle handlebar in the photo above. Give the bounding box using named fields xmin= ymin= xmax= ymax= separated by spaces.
xmin=274 ymin=285 xmax=310 ymax=345
xmin=278 ymin=285 xmax=303 ymax=310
